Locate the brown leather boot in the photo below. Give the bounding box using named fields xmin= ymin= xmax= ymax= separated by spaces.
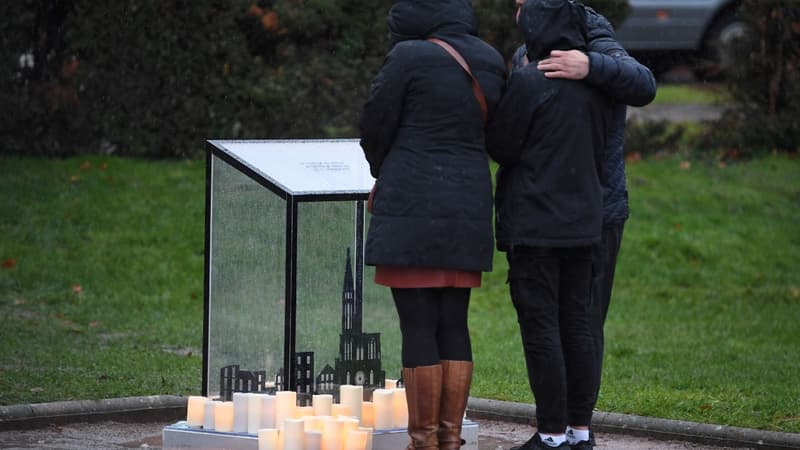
xmin=403 ymin=364 xmax=443 ymax=449
xmin=438 ymin=360 xmax=473 ymax=449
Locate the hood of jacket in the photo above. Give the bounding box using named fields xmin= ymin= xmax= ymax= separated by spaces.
xmin=518 ymin=0 xmax=588 ymax=61
xmin=387 ymin=0 xmax=478 ymax=43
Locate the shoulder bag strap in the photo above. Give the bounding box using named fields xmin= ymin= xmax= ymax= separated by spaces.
xmin=426 ymin=37 xmax=489 ymax=125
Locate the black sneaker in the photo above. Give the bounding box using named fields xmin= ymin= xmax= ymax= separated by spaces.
xmin=566 ymin=428 xmax=594 ymax=449
xmin=510 ymin=433 xmax=570 ymax=450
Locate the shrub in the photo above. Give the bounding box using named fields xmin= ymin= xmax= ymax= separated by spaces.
xmin=707 ymin=1 xmax=800 ymax=155
xmin=0 ymin=0 xmax=396 ymax=157
xmin=0 ymin=0 xmax=90 ymax=156
xmin=624 ymin=119 xmax=690 ymax=158
xmin=0 ymin=0 xmax=271 ymax=157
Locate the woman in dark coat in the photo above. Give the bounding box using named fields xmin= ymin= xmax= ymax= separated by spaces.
xmin=359 ymin=0 xmax=505 ymax=448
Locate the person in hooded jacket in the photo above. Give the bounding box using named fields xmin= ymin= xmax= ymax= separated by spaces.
xmin=359 ymin=1 xmax=506 ymax=449
xmin=486 ymin=0 xmax=612 ymax=448
xmin=508 ymin=2 xmax=656 ymax=448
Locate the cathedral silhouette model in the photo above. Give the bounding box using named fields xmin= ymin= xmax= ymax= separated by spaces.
xmin=219 ymin=249 xmax=385 ymax=403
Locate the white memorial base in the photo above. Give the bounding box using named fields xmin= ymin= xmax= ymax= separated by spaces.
xmin=162 ymin=420 xmax=479 ymax=450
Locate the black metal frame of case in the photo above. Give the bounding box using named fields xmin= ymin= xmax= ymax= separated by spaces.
xmin=202 ymin=140 xmax=369 ymax=397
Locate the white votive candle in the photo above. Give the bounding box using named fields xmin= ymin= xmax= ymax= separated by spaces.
xmin=283 ymin=418 xmax=305 ymax=450
xmin=339 ymin=385 xmax=363 ymax=421
xmin=258 ymin=428 xmax=280 ymax=450
xmin=344 ymin=429 xmax=369 ymax=450
xmin=260 ymin=394 xmax=277 ymax=430
xmin=303 ymin=415 xmax=324 ymax=433
xmin=339 ymin=417 xmax=359 ymax=449
xmin=360 ymin=401 xmax=375 ymax=428
xmin=392 ymin=388 xmax=408 ymax=429
xmin=276 ymin=391 xmax=297 ymax=429
xmin=313 ymin=394 xmax=333 ymax=416
xmin=233 ymin=392 xmax=249 ymax=433
xmin=371 ymin=389 xmax=393 ymax=430
xmin=186 ymin=396 xmax=208 ymax=427
xmin=215 ymin=401 xmax=235 ymax=432
xmin=322 ymin=416 xmax=343 ymax=450
xmin=306 ymin=430 xmax=323 ymax=450
xmin=203 ymin=400 xmax=220 ymax=430
xmin=248 ymin=393 xmax=262 ymax=434
xmin=384 ymin=379 xmax=398 ymax=390
xmin=296 ymin=405 xmax=314 ymax=418
xmin=358 ymin=427 xmax=373 ymax=450
xmin=331 ymin=403 xmax=352 ymax=418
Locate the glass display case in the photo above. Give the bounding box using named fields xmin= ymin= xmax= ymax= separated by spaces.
xmin=203 ymin=139 xmax=400 ymax=403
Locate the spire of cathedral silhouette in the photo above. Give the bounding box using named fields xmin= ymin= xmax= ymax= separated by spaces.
xmin=220 ymin=248 xmax=385 ymax=402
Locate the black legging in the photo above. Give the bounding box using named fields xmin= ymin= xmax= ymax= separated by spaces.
xmin=391 ymin=287 xmax=472 ymax=367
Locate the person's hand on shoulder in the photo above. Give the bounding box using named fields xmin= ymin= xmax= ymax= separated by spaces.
xmin=537 ymin=49 xmax=589 ymax=80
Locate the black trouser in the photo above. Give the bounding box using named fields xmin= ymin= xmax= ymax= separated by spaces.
xmin=391 ymin=287 xmax=472 ymax=368
xmin=591 ymin=222 xmax=625 ymax=398
xmin=507 ymin=246 xmax=597 ymax=433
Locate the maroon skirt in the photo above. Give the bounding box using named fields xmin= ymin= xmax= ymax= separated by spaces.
xmin=374 ymin=265 xmax=481 ymax=288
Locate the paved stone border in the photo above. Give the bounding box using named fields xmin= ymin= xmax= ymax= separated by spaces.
xmin=0 ymin=395 xmax=185 ymax=431
xmin=467 ymin=398 xmax=800 ymax=450
xmin=1 ymin=395 xmax=798 ymax=449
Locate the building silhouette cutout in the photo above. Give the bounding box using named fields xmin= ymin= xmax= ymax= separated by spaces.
xmin=220 ymin=249 xmax=384 ymax=402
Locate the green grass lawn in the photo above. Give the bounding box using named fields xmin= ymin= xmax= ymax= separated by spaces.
xmin=1 ymin=154 xmax=798 ymax=433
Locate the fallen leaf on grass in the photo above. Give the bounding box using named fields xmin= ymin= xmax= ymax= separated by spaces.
xmin=673 ymin=223 xmax=682 ymax=231
xmin=89 ymin=321 xmax=100 ymax=327
xmin=680 ymin=160 xmax=692 ymax=170
xmin=2 ymin=258 xmax=16 ymax=268
xmin=30 ymin=387 xmax=44 ymax=393
xmin=72 ymin=285 xmax=82 ymax=295
xmin=80 ymin=161 xmax=92 ymax=170
xmin=625 ymin=152 xmax=642 ymax=163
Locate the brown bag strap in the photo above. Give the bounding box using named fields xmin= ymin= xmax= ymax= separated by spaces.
xmin=427 ymin=37 xmax=488 ymax=125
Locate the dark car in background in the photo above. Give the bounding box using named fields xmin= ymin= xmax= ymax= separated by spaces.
xmin=614 ymin=0 xmax=747 ymax=79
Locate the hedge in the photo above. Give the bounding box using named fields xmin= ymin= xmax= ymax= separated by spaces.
xmin=709 ymin=1 xmax=800 ymax=154
xmin=1 ymin=0 xmax=628 ymax=158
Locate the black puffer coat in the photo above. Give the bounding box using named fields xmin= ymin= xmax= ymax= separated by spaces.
xmin=487 ymin=0 xmax=612 ymax=250
xmin=511 ymin=8 xmax=656 ymax=225
xmin=359 ymin=0 xmax=506 ymax=271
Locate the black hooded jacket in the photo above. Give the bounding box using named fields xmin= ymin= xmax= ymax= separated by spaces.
xmin=511 ymin=8 xmax=657 ymax=225
xmin=359 ymin=0 xmax=506 ymax=271
xmin=487 ymin=0 xmax=612 ymax=250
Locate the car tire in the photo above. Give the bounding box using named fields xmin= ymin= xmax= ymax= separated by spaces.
xmin=692 ymin=8 xmax=748 ymax=80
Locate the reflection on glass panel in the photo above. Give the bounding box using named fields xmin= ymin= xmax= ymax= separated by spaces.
xmin=207 ymin=155 xmax=285 ymax=398
xmin=361 ymin=237 xmax=402 ymax=382
xmin=294 ymin=202 xmax=400 ymax=402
